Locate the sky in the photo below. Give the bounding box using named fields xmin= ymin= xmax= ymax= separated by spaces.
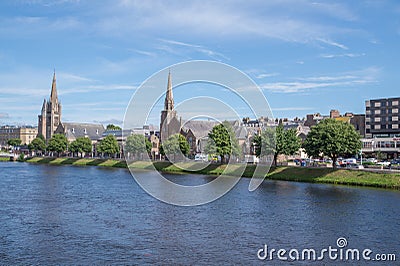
xmin=1 ymin=0 xmax=400 ymax=127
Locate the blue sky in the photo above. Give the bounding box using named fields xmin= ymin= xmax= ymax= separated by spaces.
xmin=1 ymin=0 xmax=400 ymax=127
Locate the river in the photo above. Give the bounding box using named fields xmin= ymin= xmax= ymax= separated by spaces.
xmin=0 ymin=162 xmax=399 ymax=265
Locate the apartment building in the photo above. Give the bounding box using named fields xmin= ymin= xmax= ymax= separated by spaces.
xmin=365 ymin=97 xmax=400 ymax=138
xmin=0 ymin=126 xmax=38 ymax=147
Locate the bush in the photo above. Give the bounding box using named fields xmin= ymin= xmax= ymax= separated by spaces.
xmin=362 ymin=162 xmax=375 ymax=166
xmin=17 ymin=153 xmax=25 ymax=162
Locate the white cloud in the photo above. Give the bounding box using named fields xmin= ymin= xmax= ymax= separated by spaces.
xmin=86 ymin=0 xmax=358 ymax=46
xmin=158 ymin=39 xmax=229 ymax=60
xmin=58 ymin=72 xmax=97 ymax=83
xmin=320 ymin=53 xmax=366 ymax=58
xmin=129 ymin=49 xmax=157 ymax=57
xmin=255 ymin=73 xmax=279 ymax=79
xmin=316 ymin=38 xmax=348 ymax=50
xmin=262 ymin=67 xmax=380 ymax=93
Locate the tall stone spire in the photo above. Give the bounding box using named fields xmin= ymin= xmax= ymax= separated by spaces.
xmin=50 ymin=70 xmax=58 ymax=104
xmin=38 ymin=71 xmax=62 ymax=141
xmin=164 ymin=70 xmax=174 ymax=111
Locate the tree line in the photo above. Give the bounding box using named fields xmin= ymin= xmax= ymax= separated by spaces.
xmin=156 ymin=118 xmax=361 ymax=169
xmin=7 ymin=118 xmax=361 ymax=167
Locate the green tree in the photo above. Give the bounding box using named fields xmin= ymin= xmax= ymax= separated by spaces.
xmin=7 ymin=138 xmax=22 ymax=148
xmin=28 ymin=137 xmax=46 ymax=153
xmin=207 ymin=121 xmax=240 ymax=164
xmin=37 ymin=134 xmax=45 ymax=141
xmin=125 ymin=134 xmax=151 ymax=160
xmin=69 ymin=137 xmax=92 ymax=157
xmin=97 ymin=134 xmax=120 ymax=157
xmin=303 ymin=119 xmax=362 ymax=169
xmin=283 ymin=127 xmax=302 ymax=157
xmin=106 ymin=124 xmax=122 ymax=131
xmin=162 ymin=134 xmax=190 ymax=161
xmin=254 ymin=124 xmax=301 ymax=166
xmin=47 ymin=134 xmax=68 ymax=156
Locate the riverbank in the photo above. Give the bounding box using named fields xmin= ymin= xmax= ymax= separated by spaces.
xmin=23 ymin=157 xmax=400 ymax=190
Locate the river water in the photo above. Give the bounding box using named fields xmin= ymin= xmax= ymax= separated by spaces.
xmin=0 ymin=162 xmax=399 ymax=265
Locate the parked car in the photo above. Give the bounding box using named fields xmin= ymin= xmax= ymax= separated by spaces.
xmin=194 ymin=153 xmax=208 ymax=162
xmin=391 ymin=159 xmax=400 ymax=165
xmin=342 ymin=158 xmax=357 ymax=164
xmin=347 ymin=163 xmax=364 ymax=169
xmin=377 ymin=161 xmax=391 ymax=166
xmin=365 ymin=158 xmax=377 ymax=163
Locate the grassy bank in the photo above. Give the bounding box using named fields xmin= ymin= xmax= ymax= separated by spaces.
xmin=26 ymin=157 xmax=127 ymax=168
xmin=266 ymin=167 xmax=400 ymax=190
xmin=0 ymin=157 xmax=10 ymax=162
xmin=23 ymin=157 xmax=400 ymax=190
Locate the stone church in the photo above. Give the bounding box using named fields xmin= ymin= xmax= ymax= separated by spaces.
xmin=38 ymin=72 xmax=105 ymax=143
xmin=159 ymin=72 xmax=263 ymax=157
xmin=38 ymin=71 xmax=62 ymax=141
xmin=159 ymin=71 xmax=182 ymax=142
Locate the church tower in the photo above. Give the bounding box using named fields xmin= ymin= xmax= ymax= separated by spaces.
xmin=160 ymin=71 xmax=178 ymax=141
xmin=38 ymin=71 xmax=62 ymax=141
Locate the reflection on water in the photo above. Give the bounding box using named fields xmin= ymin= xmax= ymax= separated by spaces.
xmin=0 ymin=162 xmax=399 ymax=264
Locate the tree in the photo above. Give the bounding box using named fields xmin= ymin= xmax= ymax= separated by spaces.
xmin=254 ymin=127 xmax=276 ymax=162
xmin=207 ymin=121 xmax=240 ymax=164
xmin=106 ymin=124 xmax=122 ymax=131
xmin=283 ymin=127 xmax=302 ymax=158
xmin=7 ymin=138 xmax=21 ymax=148
xmin=254 ymin=124 xmax=301 ymax=166
xmin=162 ymin=134 xmax=190 ymax=161
xmin=69 ymin=137 xmax=92 ymax=157
xmin=125 ymin=134 xmax=151 ymax=160
xmin=37 ymin=134 xmax=45 ymax=142
xmin=28 ymin=137 xmax=46 ymax=154
xmin=47 ymin=134 xmax=68 ymax=156
xmin=97 ymin=134 xmax=120 ymax=157
xmin=303 ymin=119 xmax=362 ymax=169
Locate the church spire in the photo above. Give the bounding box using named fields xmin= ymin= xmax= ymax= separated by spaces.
xmin=164 ymin=70 xmax=174 ymax=111
xmin=50 ymin=70 xmax=58 ymax=103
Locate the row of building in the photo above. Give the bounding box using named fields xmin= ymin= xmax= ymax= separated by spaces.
xmin=1 ymin=71 xmax=399 ymax=160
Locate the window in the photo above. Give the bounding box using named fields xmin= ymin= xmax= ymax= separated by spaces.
xmin=393 ymin=116 xmax=399 ymax=122
xmin=374 ymin=117 xmax=381 ymax=122
xmin=375 ymin=110 xmax=381 ymax=115
xmin=393 ymin=100 xmax=399 ymax=106
xmin=375 ymin=124 xmax=381 ymax=130
xmin=374 ymin=102 xmax=381 ymax=107
xmin=393 ymin=108 xmax=399 ymax=114
xmin=363 ymin=142 xmax=372 ymax=148
xmin=393 ymin=124 xmax=399 ymax=129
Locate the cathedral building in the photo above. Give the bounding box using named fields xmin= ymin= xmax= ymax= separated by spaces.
xmin=38 ymin=71 xmax=62 ymax=141
xmin=38 ymin=71 xmax=105 ymax=144
xmin=159 ymin=71 xmax=182 ymax=142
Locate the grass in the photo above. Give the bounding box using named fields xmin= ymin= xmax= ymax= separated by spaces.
xmin=25 ymin=157 xmax=127 ymax=168
xmin=266 ymin=166 xmax=400 ymax=190
xmin=0 ymin=157 xmax=11 ymax=162
xmin=23 ymin=157 xmax=400 ymax=190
